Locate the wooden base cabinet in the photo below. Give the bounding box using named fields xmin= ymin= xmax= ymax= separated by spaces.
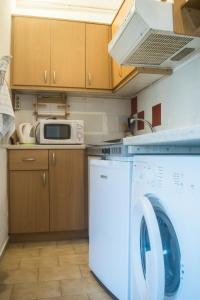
xmin=8 ymin=149 xmax=86 ymax=235
xmin=9 ymin=171 xmax=49 ymax=234
xmin=49 ymin=150 xmax=86 ymax=232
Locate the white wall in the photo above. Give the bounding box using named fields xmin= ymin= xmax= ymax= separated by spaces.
xmin=0 ymin=0 xmax=13 ymax=253
xmin=14 ymin=95 xmax=131 ymax=143
xmin=136 ymin=55 xmax=200 ymax=134
xmin=12 ymin=0 xmax=122 ymax=24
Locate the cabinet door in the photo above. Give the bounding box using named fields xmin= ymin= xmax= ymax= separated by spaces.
xmin=86 ymin=24 xmax=111 ymax=89
xmin=49 ymin=150 xmax=86 ymax=232
xmin=9 ymin=171 xmax=49 ymax=233
xmin=12 ymin=17 xmax=51 ymax=86
xmin=51 ymin=20 xmax=86 ymax=88
xmin=112 ymin=0 xmax=135 ymax=88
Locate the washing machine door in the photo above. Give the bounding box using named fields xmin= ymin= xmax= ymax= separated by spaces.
xmin=132 ymin=195 xmax=181 ymax=300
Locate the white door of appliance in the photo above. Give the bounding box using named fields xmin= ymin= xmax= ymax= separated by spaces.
xmin=131 ymin=194 xmax=181 ymax=300
xmin=89 ymin=159 xmax=132 ymax=300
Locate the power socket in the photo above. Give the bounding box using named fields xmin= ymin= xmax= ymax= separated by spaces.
xmin=14 ymin=95 xmax=21 ymax=110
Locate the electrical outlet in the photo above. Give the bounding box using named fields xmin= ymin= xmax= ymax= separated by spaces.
xmin=14 ymin=95 xmax=21 ymax=110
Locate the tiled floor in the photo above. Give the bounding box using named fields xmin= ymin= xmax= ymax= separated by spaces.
xmin=0 ymin=240 xmax=113 ymax=300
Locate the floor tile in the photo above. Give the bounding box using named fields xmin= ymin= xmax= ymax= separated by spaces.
xmin=4 ymin=248 xmax=40 ymax=259
xmin=0 ymin=269 xmax=38 ymax=284
xmin=40 ymin=245 xmax=75 ymax=257
xmin=11 ymin=283 xmax=37 ymax=300
xmin=11 ymin=280 xmax=61 ymax=300
xmin=73 ymin=243 xmax=88 ymax=254
xmin=59 ymin=254 xmax=88 ymax=266
xmin=0 ymin=257 xmax=20 ymax=271
xmin=56 ymin=241 xmax=73 ymax=246
xmin=39 ymin=265 xmax=81 ymax=281
xmin=7 ymin=243 xmax=24 ymax=250
xmin=24 ymin=241 xmax=57 ymax=249
xmin=70 ymin=240 xmax=88 ymax=245
xmin=0 ymin=284 xmax=13 ymax=300
xmin=88 ymin=292 xmax=113 ymax=300
xmin=61 ymin=277 xmax=104 ymax=296
xmin=79 ymin=265 xmax=92 ymax=279
xmin=39 ymin=295 xmax=89 ymax=300
xmin=20 ymin=256 xmax=58 ymax=269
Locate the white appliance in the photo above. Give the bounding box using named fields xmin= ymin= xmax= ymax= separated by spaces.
xmin=36 ymin=119 xmax=84 ymax=144
xmin=108 ymin=0 xmax=200 ymax=69
xmin=130 ymin=155 xmax=200 ymax=300
xmin=89 ymin=158 xmax=132 ymax=300
xmin=17 ymin=123 xmax=35 ymax=144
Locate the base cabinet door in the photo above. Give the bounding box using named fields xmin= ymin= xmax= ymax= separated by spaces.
xmin=9 ymin=171 xmax=49 ymax=234
xmin=49 ymin=150 xmax=86 ymax=232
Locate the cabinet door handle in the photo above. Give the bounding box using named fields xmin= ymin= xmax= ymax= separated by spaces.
xmin=100 ymin=175 xmax=108 ymax=179
xmin=53 ymin=71 xmax=56 ymax=84
xmin=52 ymin=152 xmax=56 ymax=165
xmin=22 ymin=158 xmax=36 ymax=162
xmin=88 ymin=73 xmax=92 ymax=86
xmin=42 ymin=172 xmax=46 ymax=186
xmin=44 ymin=70 xmax=47 ymax=83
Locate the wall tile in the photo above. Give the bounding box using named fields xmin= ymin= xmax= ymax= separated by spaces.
xmin=131 ymin=97 xmax=137 ymax=115
xmin=137 ymin=111 xmax=144 ymax=130
xmin=152 ymin=103 xmax=161 ymax=127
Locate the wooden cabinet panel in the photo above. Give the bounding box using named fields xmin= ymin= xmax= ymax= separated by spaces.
xmin=9 ymin=171 xmax=49 ymax=233
xmin=112 ymin=0 xmax=135 ymax=88
xmin=12 ymin=17 xmax=51 ymax=86
xmin=9 ymin=150 xmax=48 ymax=170
xmin=51 ymin=20 xmax=86 ymax=88
xmin=86 ymin=24 xmax=111 ymax=89
xmin=49 ymin=150 xmax=86 ymax=232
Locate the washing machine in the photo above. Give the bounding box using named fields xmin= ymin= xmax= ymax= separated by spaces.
xmin=130 ymin=155 xmax=200 ymax=300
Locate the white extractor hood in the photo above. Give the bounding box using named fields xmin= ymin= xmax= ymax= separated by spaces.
xmin=108 ymin=0 xmax=200 ymax=69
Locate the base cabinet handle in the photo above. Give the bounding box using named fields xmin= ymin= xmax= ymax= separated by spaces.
xmin=22 ymin=158 xmax=36 ymax=162
xmin=42 ymin=172 xmax=46 ymax=186
xmin=52 ymin=152 xmax=56 ymax=165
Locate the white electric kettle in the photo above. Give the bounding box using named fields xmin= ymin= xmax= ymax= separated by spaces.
xmin=17 ymin=123 xmax=36 ymax=144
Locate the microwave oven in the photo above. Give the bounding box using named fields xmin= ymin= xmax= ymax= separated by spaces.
xmin=36 ymin=120 xmax=84 ymax=144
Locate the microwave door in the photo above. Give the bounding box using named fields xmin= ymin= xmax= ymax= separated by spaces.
xmin=44 ymin=124 xmax=71 ymax=141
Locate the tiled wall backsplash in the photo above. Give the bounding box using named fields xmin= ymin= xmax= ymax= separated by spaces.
xmin=14 ymin=94 xmax=131 ymax=144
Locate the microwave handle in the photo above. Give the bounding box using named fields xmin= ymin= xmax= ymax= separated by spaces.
xmin=52 ymin=152 xmax=56 ymax=165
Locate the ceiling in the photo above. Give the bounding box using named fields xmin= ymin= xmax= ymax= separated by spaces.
xmin=14 ymin=0 xmax=124 ymax=23
xmin=16 ymin=0 xmax=123 ymax=10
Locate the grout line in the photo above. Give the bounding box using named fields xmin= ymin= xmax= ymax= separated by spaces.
xmin=59 ymin=279 xmax=63 ymax=297
xmin=37 ymin=266 xmax=39 ymax=282
xmin=78 ymin=264 xmax=83 ymax=278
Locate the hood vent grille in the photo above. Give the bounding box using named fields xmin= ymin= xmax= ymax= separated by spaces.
xmin=125 ymin=32 xmax=193 ymax=66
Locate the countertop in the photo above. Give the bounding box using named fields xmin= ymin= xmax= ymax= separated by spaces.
xmin=123 ymin=125 xmax=200 ymax=147
xmin=6 ymin=144 xmax=86 ymax=150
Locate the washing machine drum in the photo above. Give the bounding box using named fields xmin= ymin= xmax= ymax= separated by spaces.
xmin=140 ymin=207 xmax=181 ymax=297
xmin=133 ymin=194 xmax=181 ymax=300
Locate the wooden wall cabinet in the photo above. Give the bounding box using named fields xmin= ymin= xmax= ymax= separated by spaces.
xmin=12 ymin=16 xmax=111 ymax=90
xmin=86 ymin=24 xmax=112 ymax=89
xmin=111 ymin=0 xmax=135 ymax=88
xmin=173 ymin=0 xmax=200 ymax=36
xmin=50 ymin=20 xmax=86 ymax=88
xmin=8 ymin=149 xmax=86 ymax=235
xmin=12 ymin=17 xmax=51 ymax=86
